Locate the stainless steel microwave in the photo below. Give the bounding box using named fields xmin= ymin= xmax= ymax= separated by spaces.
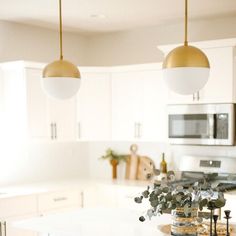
xmin=168 ymin=104 xmax=235 ymax=145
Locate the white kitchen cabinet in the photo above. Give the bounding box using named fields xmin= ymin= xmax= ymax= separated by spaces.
xmin=25 ymin=68 xmax=50 ymax=140
xmin=111 ymin=64 xmax=168 ymax=142
xmin=0 ymin=61 xmax=77 ymax=142
xmin=76 ymin=69 xmax=111 ymax=141
xmin=5 ymin=214 xmax=38 ymax=236
xmin=0 ymin=195 xmax=38 ymax=236
xmin=38 ymin=190 xmax=82 ymax=214
xmin=47 ymin=97 xmax=76 ymax=141
xmin=160 ymin=39 xmax=236 ymax=105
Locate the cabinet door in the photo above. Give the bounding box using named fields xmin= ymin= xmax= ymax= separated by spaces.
xmin=48 ymin=97 xmax=76 ymax=141
xmin=6 ymin=214 xmax=38 ymax=236
xmin=141 ymin=70 xmax=168 ymax=142
xmin=26 ymin=68 xmax=50 ymax=140
xmin=111 ymin=71 xmax=144 ymax=141
xmin=112 ymin=69 xmax=168 ymax=142
xmin=167 ymin=47 xmax=234 ymax=104
xmin=199 ymin=47 xmax=234 ymax=103
xmin=76 ymin=72 xmax=111 ymax=141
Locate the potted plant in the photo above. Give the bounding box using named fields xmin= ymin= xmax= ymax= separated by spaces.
xmin=134 ymin=171 xmax=226 ymax=236
xmin=101 ymin=148 xmax=127 ymax=179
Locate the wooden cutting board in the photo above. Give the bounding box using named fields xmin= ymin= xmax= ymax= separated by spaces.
xmin=137 ymin=156 xmax=155 ymax=181
xmin=125 ymin=144 xmax=155 ymax=181
xmin=125 ymin=144 xmax=139 ymax=180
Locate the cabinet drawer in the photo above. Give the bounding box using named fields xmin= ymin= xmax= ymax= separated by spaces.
xmin=0 ymin=195 xmax=37 ymax=218
xmin=38 ymin=190 xmax=81 ymax=212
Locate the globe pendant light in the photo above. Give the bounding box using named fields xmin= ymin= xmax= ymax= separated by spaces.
xmin=163 ymin=0 xmax=210 ymax=95
xmin=42 ymin=0 xmax=81 ymax=100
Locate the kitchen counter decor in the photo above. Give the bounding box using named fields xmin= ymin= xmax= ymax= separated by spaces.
xmin=134 ymin=170 xmax=226 ymax=236
xmin=101 ymin=148 xmax=127 ymax=179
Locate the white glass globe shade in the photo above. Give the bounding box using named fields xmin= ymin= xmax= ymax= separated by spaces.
xmin=163 ymin=67 xmax=210 ymax=95
xmin=42 ymin=77 xmax=81 ymax=100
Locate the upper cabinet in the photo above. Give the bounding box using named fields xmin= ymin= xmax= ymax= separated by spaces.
xmin=111 ymin=64 xmax=168 ymax=142
xmin=1 ymin=61 xmax=76 ymax=142
xmin=159 ymin=38 xmax=236 ymax=104
xmin=76 ymin=68 xmax=111 ymax=141
xmin=1 ymin=38 xmax=236 ymax=143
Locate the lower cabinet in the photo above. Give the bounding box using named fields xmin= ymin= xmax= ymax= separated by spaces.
xmin=37 ymin=190 xmax=82 ymax=215
xmin=0 ymin=195 xmax=38 ymax=236
xmin=83 ymin=183 xmax=147 ymax=211
xmin=0 ymin=189 xmax=83 ymax=236
xmin=3 ymin=214 xmax=38 ymax=236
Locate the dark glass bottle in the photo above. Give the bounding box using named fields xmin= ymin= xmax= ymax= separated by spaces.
xmin=160 ymin=153 xmax=167 ymax=174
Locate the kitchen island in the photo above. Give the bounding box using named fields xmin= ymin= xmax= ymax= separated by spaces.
xmin=13 ymin=208 xmax=170 ymax=236
xmin=12 ymin=208 xmax=236 ymax=236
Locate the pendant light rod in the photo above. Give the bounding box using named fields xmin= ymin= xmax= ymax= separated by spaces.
xmin=184 ymin=0 xmax=188 ymax=46
xmin=59 ymin=0 xmax=63 ymax=60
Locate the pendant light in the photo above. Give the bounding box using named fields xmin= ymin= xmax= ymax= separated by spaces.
xmin=162 ymin=0 xmax=210 ymax=95
xmin=42 ymin=0 xmax=81 ymax=100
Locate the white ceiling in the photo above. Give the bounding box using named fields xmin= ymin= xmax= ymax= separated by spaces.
xmin=0 ymin=0 xmax=236 ymax=34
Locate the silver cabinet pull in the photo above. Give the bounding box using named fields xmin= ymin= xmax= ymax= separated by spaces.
xmin=53 ymin=197 xmax=67 ymax=202
xmin=78 ymin=122 xmax=81 ymax=139
xmin=137 ymin=123 xmax=142 ymax=138
xmin=2 ymin=222 xmax=6 ymax=236
xmin=197 ymin=91 xmax=200 ymax=101
xmin=0 ymin=222 xmax=2 ymax=236
xmin=54 ymin=123 xmax=57 ymax=140
xmin=50 ymin=123 xmax=54 ymax=140
xmin=134 ymin=123 xmax=137 ymax=138
xmin=193 ymin=92 xmax=200 ymax=101
xmin=81 ymin=191 xmax=84 ymax=208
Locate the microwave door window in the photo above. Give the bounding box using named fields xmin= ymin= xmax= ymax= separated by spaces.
xmin=169 ymin=114 xmax=212 ymax=139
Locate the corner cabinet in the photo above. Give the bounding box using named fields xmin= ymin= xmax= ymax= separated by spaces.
xmin=111 ymin=64 xmax=168 ymax=142
xmin=158 ymin=38 xmax=236 ymax=104
xmin=76 ymin=68 xmax=111 ymax=141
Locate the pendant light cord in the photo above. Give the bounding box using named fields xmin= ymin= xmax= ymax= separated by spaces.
xmin=184 ymin=0 xmax=188 ymax=46
xmin=59 ymin=0 xmax=63 ymax=60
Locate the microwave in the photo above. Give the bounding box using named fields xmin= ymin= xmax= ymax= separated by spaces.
xmin=168 ymin=104 xmax=235 ymax=145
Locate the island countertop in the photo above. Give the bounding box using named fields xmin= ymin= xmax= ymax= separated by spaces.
xmin=13 ymin=208 xmax=171 ymax=236
xmin=12 ymin=208 xmax=236 ymax=236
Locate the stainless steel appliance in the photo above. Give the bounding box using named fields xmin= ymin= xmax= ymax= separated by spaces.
xmin=172 ymin=155 xmax=236 ymax=192
xmin=168 ymin=104 xmax=235 ymax=145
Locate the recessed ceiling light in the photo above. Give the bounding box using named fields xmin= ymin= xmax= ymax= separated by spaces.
xmin=90 ymin=14 xmax=106 ymax=19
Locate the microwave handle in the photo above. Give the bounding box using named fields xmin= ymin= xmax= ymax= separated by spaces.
xmin=209 ymin=114 xmax=216 ymax=139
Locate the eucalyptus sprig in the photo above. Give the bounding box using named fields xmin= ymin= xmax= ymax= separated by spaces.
xmin=134 ymin=170 xmax=226 ymax=222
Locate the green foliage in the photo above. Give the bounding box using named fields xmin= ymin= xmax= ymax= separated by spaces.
xmin=135 ymin=171 xmax=226 ymax=222
xmin=100 ymin=148 xmax=127 ymax=163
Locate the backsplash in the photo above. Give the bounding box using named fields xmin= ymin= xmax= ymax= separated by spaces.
xmin=0 ymin=142 xmax=89 ymax=186
xmin=86 ymin=142 xmax=236 ymax=180
xmin=2 ymin=141 xmax=236 ymax=186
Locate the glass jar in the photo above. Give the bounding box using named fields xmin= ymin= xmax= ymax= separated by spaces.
xmin=171 ymin=207 xmax=198 ymax=236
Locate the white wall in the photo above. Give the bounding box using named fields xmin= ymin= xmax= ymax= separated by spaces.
xmin=0 ymin=141 xmax=89 ymax=186
xmin=85 ymin=16 xmax=236 ymax=66
xmin=0 ymin=21 xmax=87 ymax=65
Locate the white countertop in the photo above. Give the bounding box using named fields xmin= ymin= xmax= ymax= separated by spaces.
xmin=0 ymin=178 xmax=236 ymax=199
xmin=13 ymin=208 xmax=169 ymax=236
xmin=0 ymin=178 xmax=150 ymax=198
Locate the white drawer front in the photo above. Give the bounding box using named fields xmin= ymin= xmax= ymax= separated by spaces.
xmin=0 ymin=196 xmax=37 ymax=218
xmin=38 ymin=190 xmax=81 ymax=213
